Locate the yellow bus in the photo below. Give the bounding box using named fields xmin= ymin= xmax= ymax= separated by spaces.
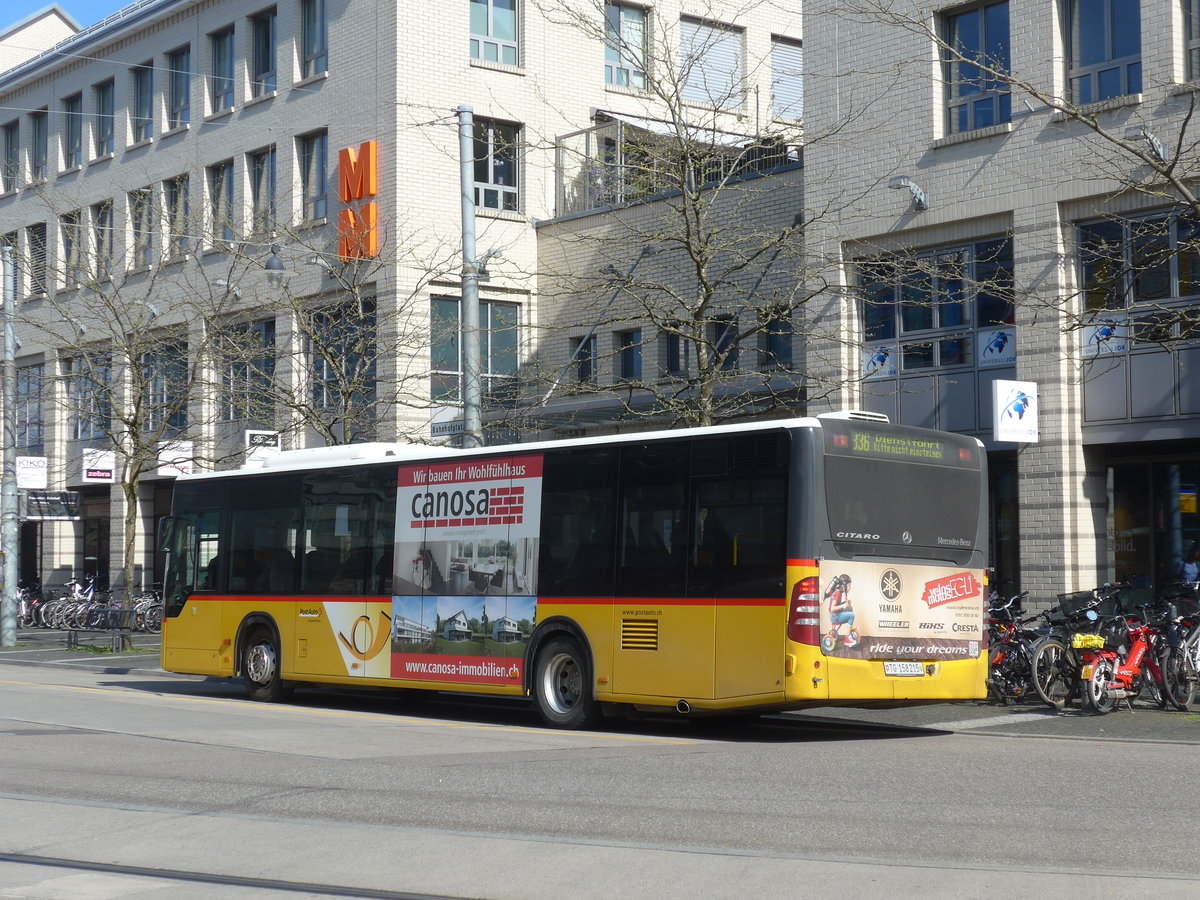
xmin=160 ymin=412 xmax=989 ymax=728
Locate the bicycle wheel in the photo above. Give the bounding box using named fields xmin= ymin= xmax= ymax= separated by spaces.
xmin=1031 ymin=638 xmax=1075 ymax=709
xmin=1163 ymin=648 xmax=1196 ymax=711
xmin=1084 ymin=657 xmax=1118 ymax=714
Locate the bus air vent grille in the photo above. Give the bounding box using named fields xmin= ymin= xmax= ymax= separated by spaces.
xmin=621 ymin=619 xmax=659 ymax=651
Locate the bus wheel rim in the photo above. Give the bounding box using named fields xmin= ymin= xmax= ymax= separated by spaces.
xmin=246 ymin=641 xmax=276 ymax=684
xmin=545 ymin=652 xmax=581 ymax=713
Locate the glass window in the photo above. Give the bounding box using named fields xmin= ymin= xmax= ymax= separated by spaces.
xmin=130 ymin=188 xmax=154 ymax=269
xmin=227 ymin=478 xmax=301 ymax=594
xmin=1 ymin=121 xmax=17 ymax=192
xmin=473 ymin=119 xmax=520 ymax=211
xmin=249 ymin=145 xmax=277 ymax=233
xmin=15 ymin=364 xmax=45 ymax=449
xmin=26 ymin=223 xmax=46 ymax=294
xmin=63 ymin=94 xmax=82 ymax=167
xmin=251 ymin=8 xmax=277 ymax=96
xmin=470 ymin=0 xmax=518 ymax=66
xmin=618 ymin=328 xmax=642 ymax=380
xmin=616 ymin=442 xmax=688 ymax=597
xmin=1189 ymin=0 xmax=1200 ymax=82
xmin=679 ymin=17 xmax=744 ymax=108
xmin=301 ymin=0 xmax=328 ymax=78
xmin=605 ymin=3 xmax=647 ymax=88
xmin=165 ymin=174 xmax=190 ymax=257
xmin=167 ymin=46 xmax=191 ymax=128
xmin=430 ymin=297 xmax=520 ymax=403
xmin=142 ymin=338 xmax=189 ymax=433
xmin=759 ymin=309 xmax=793 ymax=370
xmin=132 ymin=63 xmax=153 ymax=141
xmin=68 ymin=354 xmax=111 ymax=440
xmin=93 ymin=81 xmax=114 ymax=156
xmin=310 ymin=299 xmax=377 ymax=415
xmin=30 ymin=110 xmax=47 ymax=181
xmin=210 ymin=28 xmax=235 ymax=113
xmin=574 ymin=334 xmax=597 ymax=383
xmin=208 ymin=160 xmax=235 ymax=243
xmin=771 ymin=37 xmax=803 ymax=120
xmin=708 ymin=314 xmax=738 ymax=370
xmin=663 ymin=325 xmax=691 ymax=376
xmin=223 ymin=319 xmax=276 ymax=423
xmin=60 ymin=210 xmax=83 ymax=286
xmin=1066 ymin=0 xmax=1141 ymax=104
xmin=944 ymin=1 xmax=1010 ymax=134
xmin=92 ymin=200 xmax=113 ymax=279
xmin=298 ymin=130 xmax=328 ymax=221
xmin=538 ymin=448 xmax=618 ymax=597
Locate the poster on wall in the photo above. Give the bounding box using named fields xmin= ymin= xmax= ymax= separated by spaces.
xmin=389 ymin=454 xmax=543 ymax=685
xmin=976 ymin=328 xmax=1016 ymax=368
xmin=817 ymin=560 xmax=985 ymax=663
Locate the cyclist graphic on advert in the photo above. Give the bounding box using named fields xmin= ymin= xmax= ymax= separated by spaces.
xmin=822 ymin=574 xmax=860 ymax=652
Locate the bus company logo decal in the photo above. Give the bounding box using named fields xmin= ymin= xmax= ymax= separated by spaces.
xmin=335 ymin=610 xmax=393 ymax=665
xmin=922 ymin=573 xmax=982 ymax=609
xmin=299 ymin=607 xmax=322 ymax=619
xmin=879 ymin=569 xmax=902 ymax=601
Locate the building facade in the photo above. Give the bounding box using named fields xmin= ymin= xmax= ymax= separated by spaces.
xmin=802 ymin=0 xmax=1200 ymax=598
xmin=0 ymin=0 xmax=802 ymax=593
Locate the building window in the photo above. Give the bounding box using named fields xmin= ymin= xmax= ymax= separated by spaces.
xmin=223 ymin=319 xmax=276 ymax=422
xmin=165 ymin=174 xmax=190 ymax=257
xmin=27 ymin=223 xmax=46 ymax=295
xmin=92 ymin=200 xmax=114 ymax=279
xmin=573 ymin=334 xmax=598 ymax=383
xmin=249 ymin=145 xmax=277 ymax=234
xmin=605 ymin=3 xmax=647 ymax=88
xmin=143 ymin=340 xmax=189 ymax=433
xmin=708 ymin=315 xmax=738 ymax=370
xmin=132 ymin=63 xmax=154 ymax=141
xmin=208 ymin=160 xmax=235 ymax=243
xmin=944 ymin=1 xmax=1009 ymax=133
xmin=30 ymin=109 xmax=47 ymax=181
xmin=859 ymin=237 xmax=1013 ymax=375
xmin=210 ymin=28 xmax=235 ymax=113
xmin=758 ymin=309 xmax=794 ymax=370
xmin=470 ymin=0 xmax=518 ymax=65
xmin=430 ymin=296 xmax=519 ymax=403
xmin=679 ymin=17 xmax=744 ymax=109
xmin=94 ymin=80 xmax=114 ymax=156
xmin=310 ymin=300 xmax=376 ymax=412
xmin=63 ymin=93 xmax=82 ymax=167
xmin=167 ymin=46 xmax=191 ymax=128
xmin=1 ymin=121 xmax=17 ymax=192
xmin=1188 ymin=1 xmax=1200 ymax=82
xmin=130 ymin=188 xmax=154 ymax=269
xmin=298 ymin=130 xmax=328 ymax=221
xmin=618 ymin=328 xmax=642 ymax=380
xmin=15 ymin=364 xmax=45 ymax=449
xmin=474 ymin=119 xmax=519 ymax=211
xmin=301 ymin=0 xmax=328 ymax=78
xmin=68 ymin=355 xmax=111 ymax=440
xmin=60 ymin=210 xmax=84 ymax=286
xmin=251 ymin=8 xmax=277 ymax=96
xmin=1066 ymin=0 xmax=1140 ymax=105
xmin=662 ymin=325 xmax=691 ymax=376
xmin=770 ymin=37 xmax=803 ymax=120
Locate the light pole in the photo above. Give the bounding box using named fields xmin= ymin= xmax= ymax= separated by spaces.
xmin=457 ymin=105 xmax=483 ymax=449
xmin=1 ymin=242 xmax=18 ymax=646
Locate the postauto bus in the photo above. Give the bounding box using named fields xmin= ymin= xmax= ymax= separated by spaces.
xmin=160 ymin=413 xmax=988 ymax=728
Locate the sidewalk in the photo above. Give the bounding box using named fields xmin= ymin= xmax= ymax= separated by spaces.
xmin=0 ymin=626 xmax=166 ymax=674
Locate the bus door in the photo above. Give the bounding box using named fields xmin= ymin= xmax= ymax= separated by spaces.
xmin=162 ymin=508 xmax=226 ymax=675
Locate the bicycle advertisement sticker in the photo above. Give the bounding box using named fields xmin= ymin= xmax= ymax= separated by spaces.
xmin=388 ymin=454 xmax=543 ymax=684
xmin=818 ymin=560 xmax=985 ymax=661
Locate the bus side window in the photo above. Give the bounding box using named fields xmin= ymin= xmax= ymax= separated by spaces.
xmin=617 ymin=443 xmax=688 ymax=597
xmin=538 ymin=448 xmax=617 ymax=597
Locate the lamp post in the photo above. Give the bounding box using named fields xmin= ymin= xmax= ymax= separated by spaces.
xmin=1 ymin=242 xmax=18 ymax=647
xmin=457 ymin=105 xmax=483 ymax=449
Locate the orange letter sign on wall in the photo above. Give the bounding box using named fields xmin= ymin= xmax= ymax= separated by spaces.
xmin=337 ymin=140 xmax=378 ymax=260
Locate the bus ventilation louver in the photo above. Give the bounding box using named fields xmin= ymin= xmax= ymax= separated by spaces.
xmin=622 ymin=619 xmax=660 ymax=651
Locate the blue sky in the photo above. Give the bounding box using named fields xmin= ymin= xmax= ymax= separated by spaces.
xmin=5 ymin=1 xmax=123 ymax=32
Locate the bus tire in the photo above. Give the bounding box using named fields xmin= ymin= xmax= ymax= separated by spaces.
xmin=533 ymin=635 xmax=600 ymax=729
xmin=242 ymin=626 xmax=292 ymax=702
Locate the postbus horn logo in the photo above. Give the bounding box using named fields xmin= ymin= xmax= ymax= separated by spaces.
xmin=337 ymin=610 xmax=393 ymax=663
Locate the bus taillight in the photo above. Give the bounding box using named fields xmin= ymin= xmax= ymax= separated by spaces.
xmin=788 ymin=576 xmax=821 ymax=645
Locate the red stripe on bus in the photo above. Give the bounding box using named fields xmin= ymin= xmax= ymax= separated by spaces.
xmin=539 ymin=596 xmax=786 ymax=607
xmin=787 ymin=559 xmax=817 ymax=567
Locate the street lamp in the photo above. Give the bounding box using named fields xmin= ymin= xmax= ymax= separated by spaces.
xmin=1 ymin=242 xmax=17 ymax=647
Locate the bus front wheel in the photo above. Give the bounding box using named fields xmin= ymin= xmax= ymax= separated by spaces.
xmin=242 ymin=627 xmax=292 ymax=702
xmin=533 ymin=636 xmax=600 ymax=729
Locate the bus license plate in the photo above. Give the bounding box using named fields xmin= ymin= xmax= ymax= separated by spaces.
xmin=883 ymin=661 xmax=925 ymax=677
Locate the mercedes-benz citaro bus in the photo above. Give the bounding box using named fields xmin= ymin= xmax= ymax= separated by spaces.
xmin=159 ymin=412 xmax=988 ymax=728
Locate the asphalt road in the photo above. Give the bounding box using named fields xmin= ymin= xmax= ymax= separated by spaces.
xmin=2 ymin=640 xmax=1200 ymax=899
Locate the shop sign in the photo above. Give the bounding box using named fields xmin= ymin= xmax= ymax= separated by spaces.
xmin=157 ymin=441 xmax=194 ymax=477
xmin=82 ymin=448 xmax=116 ymax=483
xmin=15 ymin=456 xmax=48 ymax=489
xmin=993 ymin=379 xmax=1038 ymax=443
xmin=337 ymin=140 xmax=378 ymax=260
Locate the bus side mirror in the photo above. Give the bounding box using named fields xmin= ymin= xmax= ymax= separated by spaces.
xmin=157 ymin=516 xmax=175 ymax=552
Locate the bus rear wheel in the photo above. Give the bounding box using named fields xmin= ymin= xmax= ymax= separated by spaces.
xmin=534 ymin=636 xmax=600 ymax=729
xmin=242 ymin=627 xmax=292 ymax=702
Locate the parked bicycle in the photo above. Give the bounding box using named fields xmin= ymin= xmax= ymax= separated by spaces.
xmin=986 ymin=589 xmax=1038 ymax=703
xmin=1075 ymin=598 xmax=1173 ymax=714
xmin=1029 ymin=585 xmax=1122 ymax=709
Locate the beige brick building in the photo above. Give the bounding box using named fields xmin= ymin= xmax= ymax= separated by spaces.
xmin=0 ymin=0 xmax=802 ymax=592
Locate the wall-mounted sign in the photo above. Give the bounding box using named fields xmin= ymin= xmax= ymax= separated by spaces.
xmin=862 ymin=345 xmax=896 ymax=379
xmin=337 ymin=140 xmax=378 ymax=260
xmin=16 ymin=456 xmax=48 ymax=489
xmin=157 ymin=440 xmax=194 ymax=477
xmin=977 ymin=328 xmax=1016 ymax=368
xmin=22 ymin=490 xmax=82 ymax=521
xmin=82 ymin=448 xmax=116 ymax=483
xmin=993 ymin=379 xmax=1038 ymax=443
xmin=245 ymin=430 xmax=282 ymax=464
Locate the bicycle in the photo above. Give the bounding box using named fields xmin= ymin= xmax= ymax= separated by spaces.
xmin=986 ymin=589 xmax=1038 ymax=703
xmin=1159 ymin=586 xmax=1200 ymax=710
xmin=1029 ymin=585 xmax=1123 ymax=709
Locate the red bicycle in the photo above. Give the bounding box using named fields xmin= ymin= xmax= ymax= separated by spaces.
xmin=1077 ymin=603 xmax=1171 ymax=714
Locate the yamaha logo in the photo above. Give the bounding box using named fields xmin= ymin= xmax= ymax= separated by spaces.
xmin=880 ymin=569 xmax=902 ymax=600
